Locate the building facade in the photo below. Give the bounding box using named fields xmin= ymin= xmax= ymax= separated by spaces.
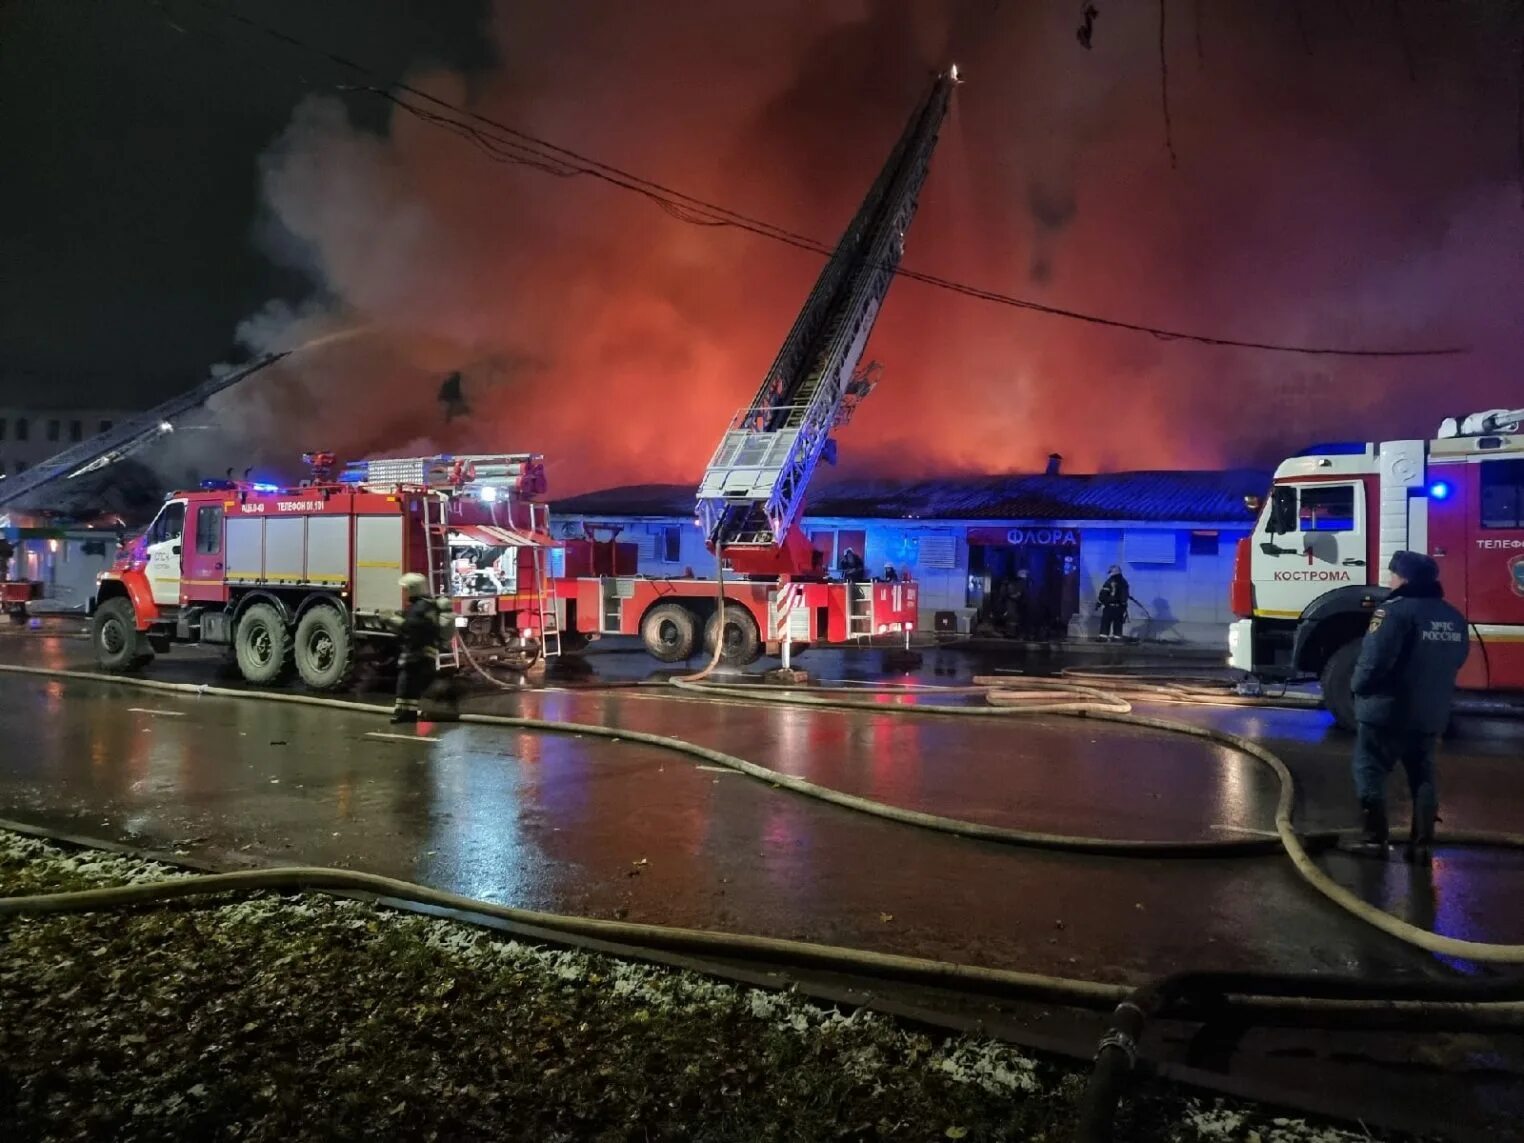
xmin=552 ymin=470 xmax=1267 ymax=646
xmin=0 ymin=406 xmax=134 ymax=478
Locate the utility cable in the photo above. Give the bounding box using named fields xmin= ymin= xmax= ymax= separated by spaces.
xmin=156 ymin=0 xmax=1467 ymax=360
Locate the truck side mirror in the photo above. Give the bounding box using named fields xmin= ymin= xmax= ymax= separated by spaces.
xmin=1265 ymin=487 xmax=1297 ymax=535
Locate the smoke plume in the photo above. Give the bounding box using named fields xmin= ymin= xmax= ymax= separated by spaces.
xmin=220 ymin=0 xmax=1524 ymax=495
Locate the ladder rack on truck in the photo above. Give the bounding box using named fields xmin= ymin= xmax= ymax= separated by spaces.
xmin=552 ymin=69 xmax=958 ymax=665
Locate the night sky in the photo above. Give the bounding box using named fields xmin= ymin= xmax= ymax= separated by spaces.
xmin=3 ymin=1 xmax=1522 ymax=491
xmin=0 ymin=0 xmax=490 ymax=404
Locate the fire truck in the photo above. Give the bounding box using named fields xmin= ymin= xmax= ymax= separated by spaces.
xmin=91 ymin=453 xmax=562 ymax=687
xmin=1227 ymin=408 xmax=1524 ymax=729
xmin=562 ymin=69 xmax=960 ymax=666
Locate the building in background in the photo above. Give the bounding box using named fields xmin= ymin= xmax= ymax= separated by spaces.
xmin=553 ymin=470 xmax=1267 ymax=646
xmin=0 ymin=405 xmax=135 ymax=478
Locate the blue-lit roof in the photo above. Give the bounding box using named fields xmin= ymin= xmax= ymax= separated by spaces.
xmin=553 ymin=469 xmax=1269 ymax=525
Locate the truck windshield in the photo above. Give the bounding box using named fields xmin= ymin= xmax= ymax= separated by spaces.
xmin=146 ymin=502 xmax=185 ymax=546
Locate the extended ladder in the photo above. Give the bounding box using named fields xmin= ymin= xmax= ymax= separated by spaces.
xmin=420 ymin=491 xmax=459 ymax=670
xmin=529 ymin=503 xmax=561 ymax=659
xmin=848 ymin=583 xmax=875 ymax=640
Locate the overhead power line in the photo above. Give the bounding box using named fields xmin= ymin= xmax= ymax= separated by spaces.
xmin=173 ymin=0 xmax=1464 ymax=360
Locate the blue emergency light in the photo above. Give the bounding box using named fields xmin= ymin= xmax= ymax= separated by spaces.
xmin=1428 ymin=481 xmax=1451 ymax=501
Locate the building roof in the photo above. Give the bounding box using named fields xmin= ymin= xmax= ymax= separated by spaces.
xmin=553 ymin=469 xmax=1270 ymax=525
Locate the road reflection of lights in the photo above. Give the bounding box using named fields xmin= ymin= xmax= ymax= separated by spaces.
xmin=419 ymin=727 xmax=531 ymax=906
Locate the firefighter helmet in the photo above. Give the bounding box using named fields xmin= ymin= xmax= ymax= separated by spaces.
xmin=399 ymin=572 xmax=429 ymax=599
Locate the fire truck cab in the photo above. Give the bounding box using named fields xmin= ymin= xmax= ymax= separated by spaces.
xmin=1227 ymin=409 xmax=1524 ymax=728
xmin=91 ymin=453 xmax=560 ymax=689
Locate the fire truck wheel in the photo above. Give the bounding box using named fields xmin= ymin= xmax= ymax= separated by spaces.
xmin=294 ymin=605 xmax=355 ymax=692
xmin=704 ymin=604 xmax=761 ymax=666
xmin=93 ymin=598 xmax=145 ymax=672
xmin=1320 ymin=639 xmax=1361 ymax=733
xmin=641 ymin=603 xmax=698 ymax=663
xmin=235 ymin=602 xmax=292 ymax=685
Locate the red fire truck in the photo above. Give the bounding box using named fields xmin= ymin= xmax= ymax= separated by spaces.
xmin=90 ymin=70 xmax=961 ymax=680
xmin=1227 ymin=408 xmax=1524 ymax=728
xmin=92 ymin=453 xmax=561 ymax=688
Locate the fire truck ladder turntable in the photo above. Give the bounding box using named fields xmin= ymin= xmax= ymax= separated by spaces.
xmin=694 ymin=67 xmax=956 ymax=638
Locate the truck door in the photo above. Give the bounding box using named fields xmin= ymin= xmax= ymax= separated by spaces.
xmin=1252 ymin=480 xmax=1366 ymax=617
xmin=180 ymin=502 xmax=227 ymax=605
xmin=143 ymin=500 xmax=186 ymax=608
xmin=1467 ymin=457 xmax=1524 ymax=691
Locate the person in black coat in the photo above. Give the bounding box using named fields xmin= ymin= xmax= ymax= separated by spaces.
xmin=391 ymin=573 xmax=447 ymax=724
xmin=838 ymin=546 xmax=865 ymax=585
xmin=1096 ymin=565 xmax=1129 ymax=642
xmin=1350 ymin=551 xmax=1469 ymax=862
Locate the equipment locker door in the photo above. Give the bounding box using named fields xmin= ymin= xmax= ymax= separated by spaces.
xmin=181 ymin=502 xmax=227 ymax=604
xmin=143 ymin=500 xmax=187 ymax=608
xmin=1467 ymin=457 xmax=1524 ymax=689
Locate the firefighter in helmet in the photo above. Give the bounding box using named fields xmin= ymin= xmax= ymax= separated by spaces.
xmin=1349 ymin=551 xmax=1469 ymax=863
xmin=391 ymin=572 xmax=450 ymax=724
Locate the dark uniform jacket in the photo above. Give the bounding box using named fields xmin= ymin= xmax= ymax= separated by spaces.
xmin=1098 ymin=574 xmax=1129 ymax=609
xmin=1351 ymin=581 xmax=1469 ymax=733
xmin=398 ymin=596 xmax=444 ymax=664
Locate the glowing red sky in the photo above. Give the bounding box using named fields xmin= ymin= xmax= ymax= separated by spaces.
xmin=212 ymin=0 xmax=1524 ymax=496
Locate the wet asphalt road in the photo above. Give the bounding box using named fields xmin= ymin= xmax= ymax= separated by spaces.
xmin=6 ymin=628 xmax=1524 ymax=1137
xmin=3 ymin=629 xmax=1523 ymax=986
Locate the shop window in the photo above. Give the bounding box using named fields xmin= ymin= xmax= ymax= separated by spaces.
xmin=1481 ymin=459 xmax=1524 ymax=529
xmin=658 ymin=524 xmax=682 ymax=562
xmin=47 ymin=419 xmax=60 ymax=442
xmin=69 ymin=419 xmax=82 ymax=442
xmin=1188 ymin=531 xmax=1219 ymax=557
xmin=1297 ymin=485 xmax=1355 ymax=532
xmin=15 ymin=418 xmax=28 ymax=442
xmin=0 ymin=418 xmax=6 ymax=441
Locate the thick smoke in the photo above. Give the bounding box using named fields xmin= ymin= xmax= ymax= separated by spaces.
xmin=222 ymin=0 xmax=1524 ymax=495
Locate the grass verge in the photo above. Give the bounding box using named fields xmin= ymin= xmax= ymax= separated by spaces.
xmin=0 ymin=829 xmax=1408 ymax=1142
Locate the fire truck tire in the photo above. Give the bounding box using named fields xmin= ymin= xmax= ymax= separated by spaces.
xmin=641 ymin=603 xmax=698 ymax=663
xmin=92 ymin=598 xmax=145 ymax=672
xmin=294 ymin=605 xmax=355 ymax=692
xmin=704 ymin=604 xmax=761 ymax=666
xmin=1320 ymin=639 xmax=1361 ymax=733
xmin=235 ymin=602 xmax=292 ymax=685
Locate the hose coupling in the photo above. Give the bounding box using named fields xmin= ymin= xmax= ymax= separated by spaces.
xmin=1095 ymin=1029 xmax=1138 ymax=1069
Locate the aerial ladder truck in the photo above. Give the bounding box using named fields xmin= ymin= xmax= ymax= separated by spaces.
xmin=553 ymin=68 xmax=957 ymax=665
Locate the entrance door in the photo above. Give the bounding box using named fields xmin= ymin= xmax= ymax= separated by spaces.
xmin=143 ymin=500 xmax=187 ymax=607
xmin=181 ymin=502 xmax=226 ymax=604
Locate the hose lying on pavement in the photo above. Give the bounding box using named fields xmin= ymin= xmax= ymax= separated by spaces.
xmin=3 ymin=663 xmax=1524 ymax=964
xmin=4 ymin=859 xmax=1524 ymax=1033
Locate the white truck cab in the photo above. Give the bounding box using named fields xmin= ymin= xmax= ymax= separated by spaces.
xmin=1228 ymin=410 xmax=1524 ymax=729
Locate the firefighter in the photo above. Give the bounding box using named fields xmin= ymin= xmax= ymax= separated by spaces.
xmin=839 ymin=546 xmax=866 ymax=585
xmin=882 ymin=564 xmax=898 ymax=583
xmin=1349 ymin=551 xmax=1469 ymax=863
xmin=0 ymin=535 xmax=12 ymax=582
xmin=391 ymin=572 xmax=447 ymax=724
xmin=1096 ymin=565 xmax=1130 ymax=642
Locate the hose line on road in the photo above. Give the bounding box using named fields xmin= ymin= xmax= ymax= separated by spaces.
xmin=3 ymin=662 xmax=1524 ymax=964
xmin=5 ymin=855 xmax=1524 ymax=1032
